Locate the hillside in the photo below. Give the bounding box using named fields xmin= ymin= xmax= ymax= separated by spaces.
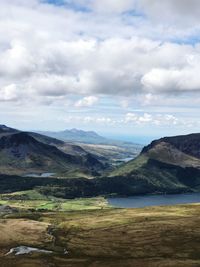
xmin=0 ymin=125 xmax=96 ymax=158
xmin=0 ymin=125 xmax=18 ymax=137
xmin=110 ymin=133 xmax=200 ymax=194
xmin=0 ymin=125 xmax=141 ymax=168
xmin=39 ymin=128 xmax=142 ymax=163
xmin=39 ymin=128 xmax=141 ymax=147
xmin=39 ymin=128 xmax=107 ymax=144
xmin=1 ymin=198 xmax=200 ymax=267
xmin=0 ymin=132 xmax=105 ymax=177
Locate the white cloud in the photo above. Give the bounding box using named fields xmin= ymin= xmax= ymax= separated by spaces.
xmin=0 ymin=40 xmax=36 ymax=78
xmin=0 ymin=84 xmax=19 ymax=101
xmin=0 ymin=0 xmax=200 ymax=136
xmin=0 ymin=33 xmax=200 ymax=105
xmin=75 ymin=96 xmax=99 ymax=107
xmin=91 ymin=0 xmax=136 ymax=14
xmin=2 ymin=35 xmax=200 ymax=102
xmin=61 ymin=112 xmax=181 ymax=127
xmin=65 ymin=0 xmax=136 ymax=13
xmin=139 ymin=0 xmax=200 ymax=25
xmin=62 ymin=115 xmax=114 ymax=125
xmin=125 ymin=113 xmax=179 ymax=126
xmin=142 ymin=65 xmax=200 ymax=92
xmin=1 ymin=0 xmax=200 ymax=105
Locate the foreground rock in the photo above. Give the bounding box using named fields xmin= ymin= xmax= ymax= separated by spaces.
xmin=5 ymin=246 xmax=52 ymax=256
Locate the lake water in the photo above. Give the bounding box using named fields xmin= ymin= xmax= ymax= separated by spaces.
xmin=107 ymin=193 xmax=200 ymax=208
xmin=120 ymin=157 xmax=134 ymax=162
xmin=24 ymin=172 xmax=55 ymax=178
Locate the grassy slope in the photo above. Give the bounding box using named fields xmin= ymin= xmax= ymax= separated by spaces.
xmin=108 ymin=155 xmax=189 ymax=193
xmin=2 ymin=202 xmax=200 ymax=266
xmin=109 ymin=147 xmax=200 ymax=194
xmin=0 ymin=132 xmax=106 ymax=177
xmin=109 ymin=154 xmax=148 ymax=176
xmin=54 ymin=205 xmax=200 ymax=259
xmin=0 ymin=190 xmax=108 ymax=211
xmin=145 ymin=142 xmax=200 ymax=169
xmin=77 ymin=143 xmax=141 ymax=163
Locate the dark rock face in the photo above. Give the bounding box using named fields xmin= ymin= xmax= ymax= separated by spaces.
xmin=0 ymin=125 xmax=18 ymax=135
xmin=0 ymin=132 xmax=106 ymax=175
xmin=107 ymin=133 xmax=200 ymax=196
xmin=142 ymin=133 xmax=200 ymax=158
xmin=0 ymin=132 xmax=38 ymax=148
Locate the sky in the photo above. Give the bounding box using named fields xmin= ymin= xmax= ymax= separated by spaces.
xmin=1 ymin=0 xmax=200 ymax=143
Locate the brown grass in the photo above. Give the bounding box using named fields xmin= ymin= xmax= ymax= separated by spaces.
xmin=0 ymin=219 xmax=52 ymax=256
xmin=2 ymin=204 xmax=200 ymax=266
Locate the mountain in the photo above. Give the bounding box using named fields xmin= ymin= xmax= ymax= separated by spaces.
xmin=2 ymin=130 xmax=200 ymax=198
xmin=142 ymin=133 xmax=200 ymax=161
xmin=0 ymin=131 xmax=106 ymax=177
xmin=110 ymin=133 xmax=200 ymax=195
xmin=39 ymin=128 xmax=107 ymax=144
xmin=38 ymin=128 xmax=142 ymax=162
xmin=39 ymin=128 xmax=141 ymax=146
xmin=0 ymin=125 xmax=18 ymax=137
xmin=0 ymin=125 xmax=90 ymax=157
xmin=0 ymin=125 xmax=65 ymax=146
xmin=0 ymin=125 xmax=142 ymax=176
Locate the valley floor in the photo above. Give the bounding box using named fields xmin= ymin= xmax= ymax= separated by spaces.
xmin=1 ymin=193 xmax=200 ymax=266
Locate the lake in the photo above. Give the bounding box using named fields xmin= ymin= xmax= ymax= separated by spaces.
xmin=107 ymin=193 xmax=200 ymax=208
xmin=24 ymin=172 xmax=55 ymax=178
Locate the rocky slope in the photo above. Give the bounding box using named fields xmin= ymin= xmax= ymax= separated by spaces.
xmin=0 ymin=132 xmax=105 ymax=176
xmin=110 ymin=133 xmax=200 ymax=194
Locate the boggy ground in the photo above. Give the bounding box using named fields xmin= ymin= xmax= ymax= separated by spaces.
xmin=1 ymin=201 xmax=200 ymax=266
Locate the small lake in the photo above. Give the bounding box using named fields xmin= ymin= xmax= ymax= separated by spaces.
xmin=24 ymin=172 xmax=55 ymax=178
xmin=107 ymin=193 xmax=200 ymax=208
xmin=119 ymin=157 xmax=134 ymax=162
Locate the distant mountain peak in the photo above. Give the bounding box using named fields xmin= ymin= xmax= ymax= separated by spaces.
xmin=41 ymin=128 xmax=107 ymax=144
xmin=67 ymin=128 xmax=99 ymax=136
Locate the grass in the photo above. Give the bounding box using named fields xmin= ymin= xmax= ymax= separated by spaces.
xmin=109 ymin=154 xmax=148 ymax=176
xmin=0 ymin=190 xmax=109 ymax=211
xmin=2 ymin=190 xmax=200 ymax=266
xmin=2 ymin=204 xmax=200 ymax=266
xmin=0 ymin=190 xmax=48 ymax=200
xmin=46 ymin=204 xmax=200 ymax=262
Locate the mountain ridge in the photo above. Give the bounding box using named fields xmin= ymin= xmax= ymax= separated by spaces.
xmin=0 ymin=128 xmax=106 ymax=177
xmin=38 ymin=128 xmax=141 ymax=147
xmin=109 ymin=133 xmax=200 ymax=195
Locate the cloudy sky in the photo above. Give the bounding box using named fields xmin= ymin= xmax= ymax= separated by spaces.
xmin=1 ymin=0 xmax=200 ymax=143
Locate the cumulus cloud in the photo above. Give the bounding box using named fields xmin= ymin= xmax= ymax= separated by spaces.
xmin=0 ymin=40 xmax=36 ymax=78
xmin=125 ymin=113 xmax=179 ymax=126
xmin=142 ymin=65 xmax=200 ymax=93
xmin=1 ymin=0 xmax=200 ymax=106
xmin=62 ymin=115 xmax=113 ymax=125
xmin=64 ymin=0 xmax=136 ymax=13
xmin=0 ymin=84 xmax=19 ymax=101
xmin=61 ymin=112 xmax=186 ymax=128
xmin=139 ymin=0 xmax=200 ymax=25
xmin=2 ymin=32 xmax=200 ymax=102
xmin=75 ymin=96 xmax=99 ymax=107
xmin=1 ymin=0 xmax=200 ymax=136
